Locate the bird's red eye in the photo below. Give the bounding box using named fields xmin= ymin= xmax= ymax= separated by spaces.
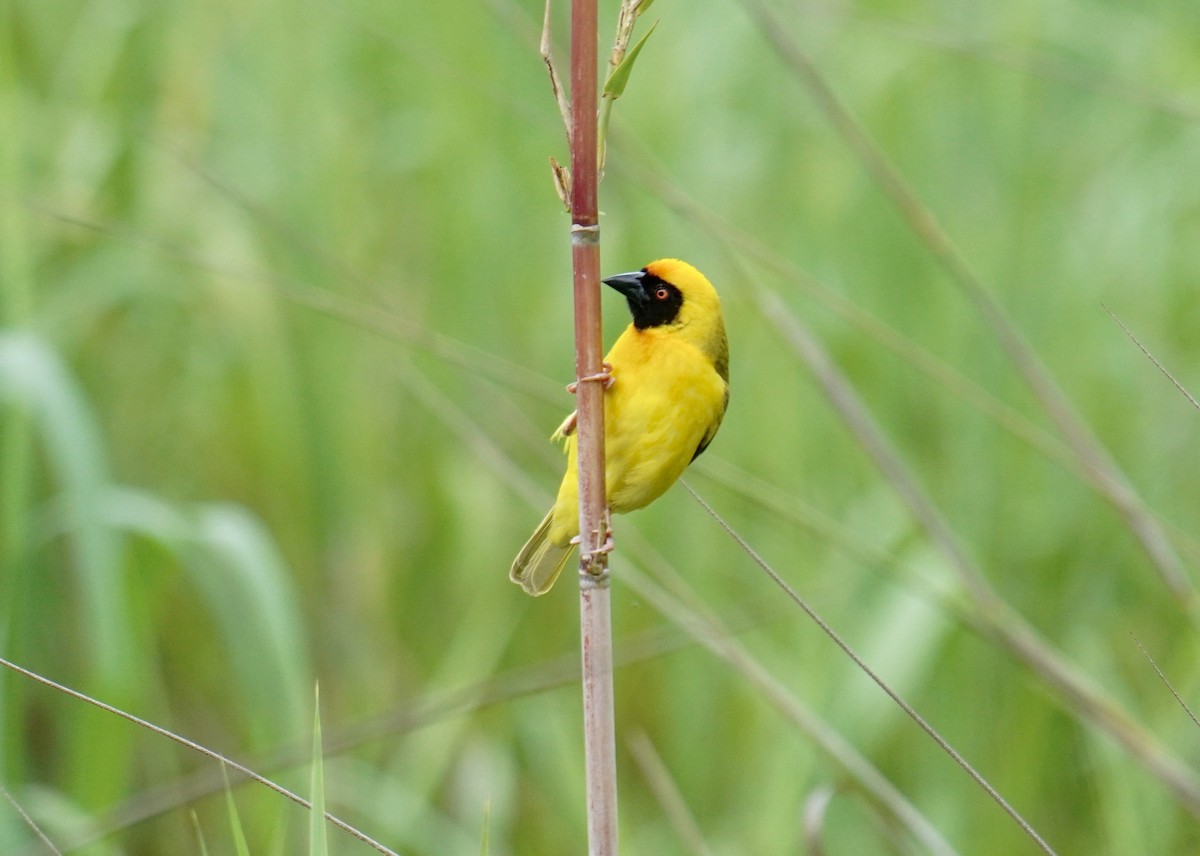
xmin=655 ymin=287 xmax=670 ymax=300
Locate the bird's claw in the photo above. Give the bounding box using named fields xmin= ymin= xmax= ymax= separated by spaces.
xmin=591 ymin=528 xmax=615 ymax=560
xmin=566 ymin=361 xmax=615 ymax=394
xmin=571 ymin=515 xmax=615 ymax=564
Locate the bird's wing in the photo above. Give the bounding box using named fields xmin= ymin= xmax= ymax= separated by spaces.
xmin=690 ymin=384 xmax=729 ymax=462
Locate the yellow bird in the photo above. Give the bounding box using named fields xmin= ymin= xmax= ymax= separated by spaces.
xmin=510 ymin=258 xmax=729 ymax=596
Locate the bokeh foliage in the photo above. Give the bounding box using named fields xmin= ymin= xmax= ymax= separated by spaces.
xmin=3 ymin=0 xmax=1200 ymax=853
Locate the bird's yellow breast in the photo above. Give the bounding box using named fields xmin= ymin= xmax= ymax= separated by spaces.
xmin=602 ymin=326 xmax=726 ymax=510
xmin=547 ymin=322 xmax=728 ymax=545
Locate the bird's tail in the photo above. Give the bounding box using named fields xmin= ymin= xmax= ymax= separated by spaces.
xmin=510 ymin=509 xmax=575 ymax=596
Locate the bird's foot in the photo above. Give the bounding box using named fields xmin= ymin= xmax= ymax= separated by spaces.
xmin=571 ymin=513 xmax=614 ymax=564
xmin=566 ymin=362 xmax=614 ymax=394
xmin=591 ymin=527 xmax=615 ymax=560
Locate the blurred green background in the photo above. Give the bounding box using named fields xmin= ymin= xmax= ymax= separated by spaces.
xmin=3 ymin=0 xmax=1200 ymax=853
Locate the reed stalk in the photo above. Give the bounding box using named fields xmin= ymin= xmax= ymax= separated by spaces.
xmin=566 ymin=0 xmax=618 ymax=853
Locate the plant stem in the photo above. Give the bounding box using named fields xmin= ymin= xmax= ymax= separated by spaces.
xmin=598 ymin=0 xmax=643 ymax=173
xmin=568 ymin=0 xmax=618 ymax=851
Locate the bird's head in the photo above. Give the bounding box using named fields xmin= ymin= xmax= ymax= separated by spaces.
xmin=603 ymin=258 xmax=728 ymax=379
xmin=602 ymin=258 xmax=722 ymax=333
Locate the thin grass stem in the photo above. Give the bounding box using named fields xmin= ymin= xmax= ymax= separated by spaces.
xmin=627 ymin=731 xmax=715 ymax=856
xmin=736 ymin=0 xmax=1195 ymax=603
xmin=1104 ymin=306 xmax=1200 ymax=413
xmin=681 ymin=482 xmax=1057 ymax=855
xmin=757 ymin=288 xmax=1200 ymax=818
xmin=1131 ymin=635 xmax=1200 ymax=732
xmin=0 ymin=657 xmax=401 ymax=856
xmin=2 ymin=786 xmax=63 ymax=856
xmin=616 ymin=546 xmax=963 ymax=856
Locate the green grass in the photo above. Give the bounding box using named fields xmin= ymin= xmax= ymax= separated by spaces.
xmin=309 ymin=686 xmax=327 ymax=856
xmin=3 ymin=0 xmax=1200 ymax=853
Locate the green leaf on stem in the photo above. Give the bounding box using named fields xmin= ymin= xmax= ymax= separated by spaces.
xmin=603 ymin=19 xmax=659 ymax=100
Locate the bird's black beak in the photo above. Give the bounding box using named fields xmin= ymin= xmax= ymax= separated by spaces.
xmin=602 ymin=270 xmax=648 ymax=304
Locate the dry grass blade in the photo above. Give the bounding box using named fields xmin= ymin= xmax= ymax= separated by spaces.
xmin=753 ymin=289 xmax=995 ymax=608
xmin=759 ymin=288 xmax=1200 ymax=818
xmin=2 ymin=786 xmax=63 ymax=856
xmin=627 ymin=731 xmax=715 ymax=856
xmin=398 ymin=360 xmax=549 ymax=511
xmin=681 ymin=483 xmax=1058 ymax=856
xmin=694 ymin=457 xmax=904 ymax=580
xmin=1131 ymin=635 xmax=1200 ymax=732
xmin=38 ymin=620 xmax=715 ymax=853
xmin=692 ymin=457 xmax=988 ymax=633
xmin=541 ymin=0 xmax=572 ymax=142
xmin=0 ymin=657 xmax=400 ymax=856
xmin=549 ymin=155 xmax=572 ymax=210
xmin=801 ymin=785 xmax=835 ymax=856
xmin=738 ymin=0 xmax=1195 ymax=604
xmin=1105 ymin=306 xmax=1200 ymax=413
xmin=617 ymin=548 xmax=963 ymax=856
xmin=800 ymin=786 xmax=912 ymax=856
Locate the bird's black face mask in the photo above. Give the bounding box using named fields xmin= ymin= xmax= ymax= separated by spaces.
xmin=602 ymin=269 xmax=684 ymax=330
